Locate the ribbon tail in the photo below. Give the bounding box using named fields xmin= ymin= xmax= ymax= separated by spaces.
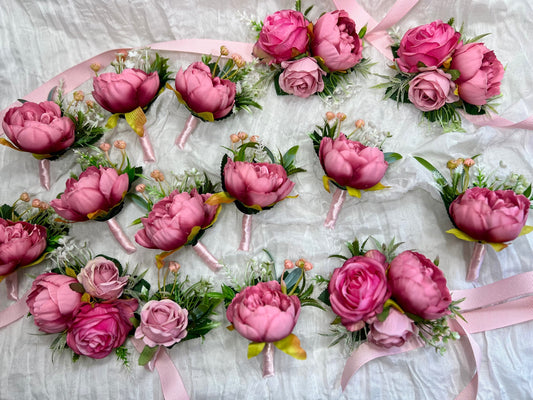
xmin=449 ymin=319 xmax=481 ymax=400
xmin=139 ymin=131 xmax=156 ymax=163
xmin=0 ymin=291 xmax=29 ymax=329
xmin=192 ymin=241 xmax=222 ymax=272
xmin=176 ymin=115 xmax=199 ymax=149
xmin=324 ymin=188 xmax=346 ymax=229
xmin=262 ymin=342 xmax=275 ymax=378
xmin=106 ymin=218 xmax=136 ymax=254
xmin=5 ymin=271 xmax=18 ymax=301
xmin=238 ymin=214 xmax=252 ymax=251
xmin=466 ymin=242 xmax=486 ymax=282
xmin=38 ymin=159 xmax=51 ymax=190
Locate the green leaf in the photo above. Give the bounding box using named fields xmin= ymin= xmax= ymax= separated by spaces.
xmin=303 ymin=5 xmax=314 ymax=16
xmin=448 ymin=69 xmax=461 ymax=81
xmin=273 ymin=71 xmax=289 ymax=96
xmin=69 ymin=282 xmax=85 ymax=294
xmin=384 ymin=152 xmax=402 ymax=163
xmin=463 ymin=102 xmax=486 ymax=116
xmin=138 ymin=345 xmax=159 ymax=366
xmin=128 ymin=193 xmax=150 ymax=211
xmin=281 ymin=145 xmax=299 ymax=170
xmin=523 ymin=184 xmax=532 ymax=198
xmin=317 ymin=288 xmax=331 ymax=307
xmin=0 ymin=204 xmax=14 ymax=219
xmin=358 ymin=24 xmax=367 ymax=38
xmin=273 ymin=333 xmax=306 ymax=360
xmin=376 ymin=306 xmax=390 ymax=322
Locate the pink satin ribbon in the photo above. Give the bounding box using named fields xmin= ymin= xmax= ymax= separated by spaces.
xmin=39 ymin=159 xmax=51 ymax=190
xmin=238 ymin=214 xmax=252 ymax=251
xmin=324 ymin=188 xmax=346 ymax=229
xmin=131 ymin=338 xmax=190 ymax=400
xmin=461 ymin=112 xmax=533 ymax=130
xmin=106 ymin=218 xmax=136 ymax=254
xmin=5 ymin=271 xmax=18 ymax=301
xmin=192 ymin=241 xmax=222 ymax=272
xmin=466 ymin=243 xmax=486 ymax=282
xmin=139 ymin=132 xmax=155 ymax=162
xmin=0 ymin=291 xmax=29 ymax=329
xmin=176 ymin=115 xmax=199 ymax=149
xmin=262 ymin=343 xmax=275 ymax=378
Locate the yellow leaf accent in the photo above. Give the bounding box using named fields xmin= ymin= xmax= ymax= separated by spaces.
xmin=155 ymin=248 xmax=180 ymax=269
xmin=32 ymin=153 xmax=52 ymax=160
xmin=0 ymin=138 xmax=22 ymax=152
xmin=87 ymin=209 xmax=108 ymax=220
xmin=247 ymin=342 xmax=266 ymax=359
xmin=346 ymin=186 xmax=361 ymax=198
xmin=383 ymin=298 xmax=404 ymax=313
xmin=125 ymin=107 xmax=147 ymax=137
xmin=166 ymin=83 xmax=185 ymax=104
xmin=187 ymin=226 xmax=201 ymax=243
xmin=65 ymin=267 xmax=78 ymax=278
xmin=204 ymin=205 xmax=222 ymax=229
xmin=364 ymin=182 xmax=390 ymax=192
xmin=20 ymin=252 xmax=48 ymax=269
xmin=322 ymin=175 xmax=331 ymax=193
xmin=81 ymin=293 xmax=91 ymax=303
xmin=442 ymin=56 xmax=452 ymax=69
xmin=205 ymin=192 xmax=236 ymax=206
xmin=226 ymin=324 xmax=235 ymax=331
xmin=446 ymin=228 xmax=477 ymax=242
xmin=195 ymin=111 xmax=214 ymax=122
xmin=106 ymin=114 xmax=120 ymax=129
xmin=519 ymin=225 xmax=533 ymax=237
xmin=487 ymin=242 xmax=508 ymax=252
xmin=273 ymin=334 xmax=306 ymax=360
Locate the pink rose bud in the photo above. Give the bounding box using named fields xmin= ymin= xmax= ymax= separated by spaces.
xmin=396 ymin=20 xmax=461 ymax=73
xmin=135 ymin=299 xmax=188 ymax=347
xmin=50 ymin=166 xmax=129 ymax=222
xmin=32 ymin=199 xmax=41 ymax=208
xmin=463 ymin=158 xmax=475 ymax=167
xmin=355 ymin=119 xmax=365 ymax=129
xmin=38 ymin=201 xmax=49 ymax=210
xmin=326 ymin=112 xmax=336 ymax=121
xmin=85 ymin=100 xmax=95 ymax=108
xmin=284 ymin=259 xmax=295 ymax=270
xmin=90 ymin=63 xmax=101 ymax=73
xmin=336 ymin=112 xmax=346 ymax=121
xmin=449 ymin=187 xmax=530 ymax=243
xmin=26 ymin=273 xmax=82 ymax=333
xmin=230 ymin=134 xmax=240 ymax=143
xmin=220 ymin=46 xmax=229 ymax=56
xmin=168 ymin=261 xmax=181 ymax=273
xmin=226 ymin=281 xmax=301 ymax=342
xmin=114 ymin=140 xmax=126 ymax=149
xmin=367 ymin=308 xmax=417 ymax=348
xmin=408 ymin=69 xmax=459 ymax=112
xmin=237 ymin=131 xmax=248 ymax=141
xmin=73 ymin=91 xmax=85 ymax=102
xmin=249 ymin=135 xmax=259 ymax=143
xmin=2 ymin=101 xmax=75 ymax=155
xmin=232 ymin=54 xmax=245 ymax=68
xmin=135 ymin=184 xmax=146 ymax=193
xmin=319 ymin=134 xmax=388 ymax=189
xmin=20 ymin=192 xmax=30 ymax=202
xmin=279 ymin=57 xmax=326 ymax=98
xmin=77 ymin=256 xmax=129 ymax=300
xmin=99 ymin=142 xmax=111 ymax=152
xmin=303 ymin=261 xmax=313 ymax=271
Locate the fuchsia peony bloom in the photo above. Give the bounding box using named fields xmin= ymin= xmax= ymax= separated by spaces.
xmin=449 ymin=187 xmax=530 ymax=243
xmin=226 ymin=281 xmax=301 ymax=343
xmin=311 ymin=10 xmax=363 ymax=72
xmin=0 ymin=219 xmax=47 ymax=276
xmin=451 ymin=43 xmax=504 ymax=105
xmin=2 ymin=101 xmax=75 ymax=155
xmin=328 ymin=256 xmax=391 ymax=329
xmin=279 ymin=57 xmax=326 ymax=98
xmin=408 ymin=69 xmax=459 ymax=112
xmin=388 ymin=251 xmax=451 ymax=320
xmin=367 ymin=308 xmax=417 ymax=348
xmin=26 ymin=273 xmax=82 ymax=334
xmin=253 ymin=10 xmax=310 ymax=64
xmin=135 ymin=299 xmax=189 ymax=347
xmin=396 ymin=20 xmax=461 ymax=73
xmin=50 ymin=166 xmax=129 ymax=222
xmin=319 ymin=134 xmax=388 ymax=189
xmin=77 ymin=256 xmax=128 ymax=301
xmin=92 ymin=68 xmax=160 ymax=114
xmin=223 ymin=158 xmax=295 ymax=208
xmin=175 ymin=62 xmax=236 ymax=120
xmin=66 ymin=299 xmax=138 ymax=359
xmin=135 ymin=189 xmax=218 ymax=251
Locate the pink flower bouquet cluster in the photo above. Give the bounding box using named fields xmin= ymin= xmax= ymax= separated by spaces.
xmin=26 ymin=254 xmax=141 ymax=361
xmin=252 ymin=6 xmax=369 ymax=98
xmin=379 ymin=19 xmax=504 ymax=131
xmin=321 ymin=238 xmax=461 ymax=353
xmin=416 ymin=156 xmax=532 ymax=281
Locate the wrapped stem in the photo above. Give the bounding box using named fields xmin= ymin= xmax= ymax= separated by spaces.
xmin=106 ymin=218 xmax=136 ymax=254
xmin=39 ymin=159 xmax=51 ymax=190
xmin=324 ymin=188 xmax=346 ymax=229
xmin=262 ymin=343 xmax=275 ymax=378
xmin=5 ymin=271 xmax=18 ymax=301
xmin=238 ymin=214 xmax=252 ymax=251
xmin=139 ymin=132 xmax=156 ymax=162
xmin=192 ymin=241 xmax=222 ymax=272
xmin=466 ymin=242 xmax=486 ymax=282
xmin=176 ymin=115 xmax=199 ymax=149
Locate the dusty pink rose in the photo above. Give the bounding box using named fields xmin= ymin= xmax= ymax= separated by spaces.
xmin=451 ymin=43 xmax=504 ymax=105
xmin=135 ymin=189 xmax=218 ymax=251
xmin=396 ymin=20 xmax=461 ymax=73
xmin=319 ymin=134 xmax=388 ymax=189
xmin=279 ymin=57 xmax=326 ymax=98
xmin=367 ymin=308 xmax=417 ymax=348
xmin=26 ymin=273 xmax=82 ymax=333
xmin=0 ymin=219 xmax=47 ymax=276
xmin=253 ymin=10 xmax=310 ymax=64
xmin=77 ymin=256 xmax=128 ymax=300
xmin=226 ymin=281 xmax=301 ymax=343
xmin=92 ymin=68 xmax=160 ymax=114
xmin=2 ymin=101 xmax=75 ymax=155
xmin=449 ymin=187 xmax=530 ymax=243
xmin=388 ymin=251 xmax=451 ymax=320
xmin=66 ymin=299 xmax=138 ymax=359
xmin=224 ymin=158 xmax=295 ymax=208
xmin=408 ymin=69 xmax=459 ymax=112
xmin=328 ymin=256 xmax=391 ymax=328
xmin=50 ymin=166 xmax=129 ymax=222
xmin=175 ymin=62 xmax=236 ymax=120
xmin=135 ymin=299 xmax=188 ymax=347
xmin=311 ymin=10 xmax=363 ymax=71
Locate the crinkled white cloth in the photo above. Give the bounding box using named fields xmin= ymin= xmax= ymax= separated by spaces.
xmin=0 ymin=1 xmax=532 ymax=399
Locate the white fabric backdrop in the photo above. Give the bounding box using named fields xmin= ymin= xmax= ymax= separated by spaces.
xmin=1 ymin=0 xmax=532 ymax=399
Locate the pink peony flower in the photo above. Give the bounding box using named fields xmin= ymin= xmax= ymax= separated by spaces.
xmin=0 ymin=219 xmax=47 ymax=276
xmin=367 ymin=308 xmax=417 ymax=348
xmin=363 ymin=249 xmax=388 ymax=267
xmin=77 ymin=256 xmax=128 ymax=300
xmin=396 ymin=20 xmax=461 ymax=73
xmin=135 ymin=189 xmax=218 ymax=251
xmin=223 ymin=158 xmax=295 ymax=208
xmin=451 ymin=43 xmax=504 ymax=105
xmin=2 ymin=101 xmax=75 ymax=155
xmin=175 ymin=62 xmax=236 ymax=120
xmin=92 ymin=68 xmax=160 ymax=114
xmin=319 ymin=134 xmax=388 ymax=189
xmin=135 ymin=299 xmax=188 ymax=347
xmin=328 ymin=256 xmax=391 ymax=328
xmin=449 ymin=187 xmax=530 ymax=243
xmin=66 ymin=299 xmax=138 ymax=359
xmin=50 ymin=166 xmax=129 ymax=222
xmin=226 ymin=281 xmax=301 ymax=343
xmin=311 ymin=10 xmax=363 ymax=71
xmin=408 ymin=69 xmax=459 ymax=112
xmin=279 ymin=57 xmax=326 ymax=98
xmin=388 ymin=251 xmax=451 ymax=320
xmin=26 ymin=273 xmax=82 ymax=333
xmin=253 ymin=10 xmax=310 ymax=64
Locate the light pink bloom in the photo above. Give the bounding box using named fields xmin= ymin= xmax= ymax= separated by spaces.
xmin=77 ymin=256 xmax=128 ymax=300
xmin=135 ymin=299 xmax=188 ymax=347
xmin=408 ymin=69 xmax=459 ymax=112
xmin=279 ymin=57 xmax=326 ymax=98
xmin=367 ymin=308 xmax=417 ymax=348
